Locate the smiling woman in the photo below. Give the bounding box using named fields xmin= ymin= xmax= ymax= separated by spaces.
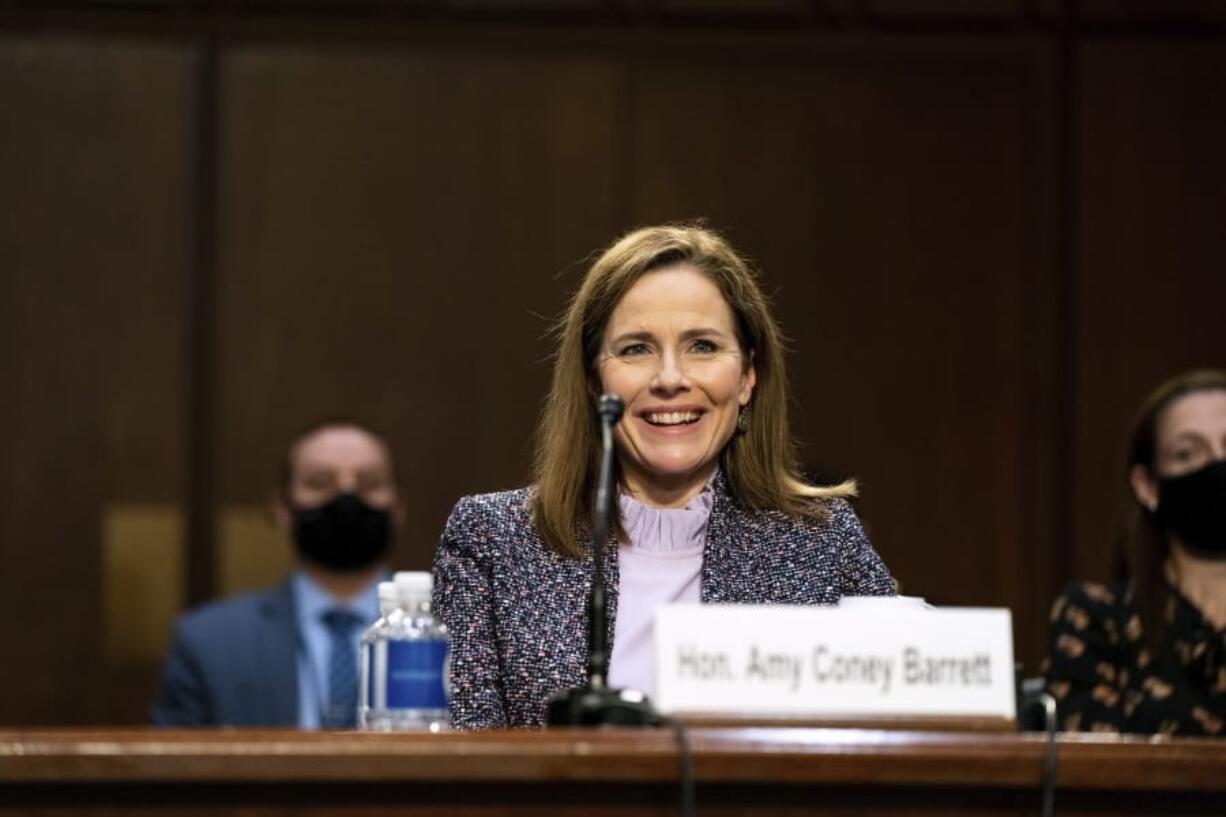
xmin=431 ymin=223 xmax=896 ymax=729
xmin=598 ymin=265 xmax=755 ymax=509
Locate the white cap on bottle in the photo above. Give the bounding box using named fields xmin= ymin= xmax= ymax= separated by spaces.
xmin=394 ymin=571 xmax=433 ymax=608
xmin=377 ymin=581 xmax=400 ymax=615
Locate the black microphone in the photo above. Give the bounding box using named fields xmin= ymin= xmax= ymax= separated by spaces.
xmin=546 ymin=394 xmax=661 ymax=726
xmin=596 ymin=393 xmax=624 ymax=423
xmin=587 ymin=394 xmax=622 ymax=689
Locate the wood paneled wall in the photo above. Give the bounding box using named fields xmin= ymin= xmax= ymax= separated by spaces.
xmin=0 ymin=37 xmax=195 ymax=723
xmin=1071 ymin=39 xmax=1226 ymax=581
xmin=1 ymin=2 xmax=1224 ymax=725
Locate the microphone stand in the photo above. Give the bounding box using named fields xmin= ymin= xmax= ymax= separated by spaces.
xmin=546 ymin=394 xmax=661 ymax=727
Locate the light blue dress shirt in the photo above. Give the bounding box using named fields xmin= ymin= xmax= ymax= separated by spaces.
xmin=291 ymin=570 xmax=381 ymax=729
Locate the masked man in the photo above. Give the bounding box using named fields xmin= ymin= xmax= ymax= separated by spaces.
xmin=152 ymin=419 xmax=402 ymax=727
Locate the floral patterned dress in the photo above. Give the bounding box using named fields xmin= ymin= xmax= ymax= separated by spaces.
xmin=1042 ymin=581 xmax=1226 ymax=735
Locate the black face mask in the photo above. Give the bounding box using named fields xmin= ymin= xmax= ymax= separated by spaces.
xmin=292 ymin=493 xmax=393 ymax=572
xmin=1156 ymin=460 xmax=1226 ymax=558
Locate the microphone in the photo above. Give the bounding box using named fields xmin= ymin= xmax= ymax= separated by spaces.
xmin=587 ymin=394 xmax=622 ymax=689
xmin=596 ymin=393 xmax=624 ymax=424
xmin=545 ymin=394 xmax=661 ymax=726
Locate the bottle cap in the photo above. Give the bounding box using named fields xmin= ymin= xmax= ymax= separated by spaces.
xmin=395 ymin=571 xmax=432 ymax=606
xmin=377 ymin=581 xmax=400 ymax=614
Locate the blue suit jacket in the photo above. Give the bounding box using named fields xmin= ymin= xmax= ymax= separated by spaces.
xmin=151 ymin=581 xmax=299 ymax=727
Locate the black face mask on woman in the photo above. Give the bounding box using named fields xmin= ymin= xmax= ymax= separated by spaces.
xmin=1157 ymin=460 xmax=1226 ymax=558
xmin=292 ymin=493 xmax=393 ymax=572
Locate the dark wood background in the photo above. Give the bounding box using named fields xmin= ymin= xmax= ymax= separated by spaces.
xmin=1 ymin=0 xmax=1224 ymax=725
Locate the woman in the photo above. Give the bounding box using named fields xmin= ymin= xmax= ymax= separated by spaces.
xmin=433 ymin=224 xmax=895 ymax=729
xmin=1044 ymin=369 xmax=1226 ymax=735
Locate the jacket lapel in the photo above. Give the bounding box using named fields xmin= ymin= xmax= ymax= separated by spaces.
xmin=603 ymin=532 xmax=619 ymax=674
xmin=253 ymin=581 xmax=300 ymax=726
xmin=701 ymin=471 xmax=741 ymax=604
xmin=573 ymin=531 xmax=620 ymax=686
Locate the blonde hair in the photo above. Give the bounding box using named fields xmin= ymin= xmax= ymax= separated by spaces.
xmin=531 ymin=223 xmax=855 ymax=558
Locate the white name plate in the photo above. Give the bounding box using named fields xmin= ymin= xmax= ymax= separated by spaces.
xmin=653 ymin=599 xmax=1015 ymax=721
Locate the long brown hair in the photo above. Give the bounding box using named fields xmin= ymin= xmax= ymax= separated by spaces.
xmin=1119 ymin=368 xmax=1226 ymax=650
xmin=531 ymin=223 xmax=855 ymax=558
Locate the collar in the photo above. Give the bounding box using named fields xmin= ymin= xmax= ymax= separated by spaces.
xmin=291 ymin=569 xmax=381 ymax=629
xmin=618 ymin=481 xmax=713 ymax=555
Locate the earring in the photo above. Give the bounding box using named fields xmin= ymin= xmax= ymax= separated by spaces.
xmin=737 ymin=405 xmax=750 ymax=434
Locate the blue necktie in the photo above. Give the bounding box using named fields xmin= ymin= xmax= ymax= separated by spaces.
xmin=321 ymin=608 xmax=364 ymax=729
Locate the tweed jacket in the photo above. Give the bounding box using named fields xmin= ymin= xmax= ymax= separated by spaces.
xmin=432 ymin=472 xmax=895 ymax=729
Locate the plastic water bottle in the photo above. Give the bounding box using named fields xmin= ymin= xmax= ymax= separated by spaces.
xmin=357 ymin=581 xmax=402 ymax=730
xmin=358 ymin=571 xmax=451 ymax=731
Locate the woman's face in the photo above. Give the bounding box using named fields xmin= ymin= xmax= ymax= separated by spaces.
xmin=597 ymin=264 xmax=756 ymax=505
xmin=1131 ymin=389 xmax=1226 ymax=509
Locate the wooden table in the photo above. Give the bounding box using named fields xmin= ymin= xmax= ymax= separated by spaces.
xmin=2 ymin=727 xmax=1225 ymax=815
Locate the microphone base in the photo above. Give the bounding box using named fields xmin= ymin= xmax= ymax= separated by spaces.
xmin=545 ymin=685 xmax=662 ymax=727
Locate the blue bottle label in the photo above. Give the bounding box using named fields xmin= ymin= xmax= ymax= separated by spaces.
xmin=384 ymin=640 xmax=449 ymax=709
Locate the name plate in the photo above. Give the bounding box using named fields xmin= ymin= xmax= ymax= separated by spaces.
xmin=653 ymin=599 xmax=1015 ymax=721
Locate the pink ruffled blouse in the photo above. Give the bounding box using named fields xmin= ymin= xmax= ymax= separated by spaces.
xmin=607 ymin=485 xmax=712 ymax=697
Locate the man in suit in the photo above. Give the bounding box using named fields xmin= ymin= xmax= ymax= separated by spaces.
xmin=152 ymin=419 xmax=403 ymax=727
